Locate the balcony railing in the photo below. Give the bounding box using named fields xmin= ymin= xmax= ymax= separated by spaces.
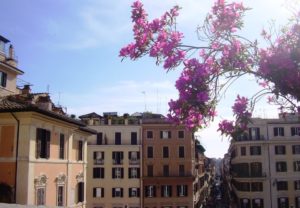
xmin=231 ymin=171 xmax=267 ymax=178
xmin=94 ymin=159 xmax=104 ymax=165
xmin=129 ymin=159 xmax=140 ymax=165
xmin=235 ymin=134 xmax=265 ymax=142
xmin=113 ymin=159 xmax=123 ymax=165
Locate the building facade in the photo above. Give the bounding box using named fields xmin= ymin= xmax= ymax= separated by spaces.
xmin=142 ymin=118 xmax=198 ymax=208
xmin=0 ymin=35 xmax=95 ymax=207
xmin=227 ymin=114 xmax=300 ymax=208
xmin=82 ymin=113 xmax=142 ymax=208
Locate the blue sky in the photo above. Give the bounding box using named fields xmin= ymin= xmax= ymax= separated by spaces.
xmin=0 ymin=0 xmax=295 ymax=157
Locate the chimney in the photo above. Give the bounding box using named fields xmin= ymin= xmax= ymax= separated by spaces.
xmin=37 ymin=95 xmax=52 ymax=111
xmin=9 ymin=44 xmax=14 ymax=60
xmin=21 ymin=85 xmax=31 ymax=95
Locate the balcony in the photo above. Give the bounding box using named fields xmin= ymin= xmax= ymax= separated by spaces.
xmin=231 ymin=171 xmax=267 ymax=178
xmin=113 ymin=159 xmax=123 ymax=165
xmin=129 ymin=159 xmax=140 ymax=165
xmin=235 ymin=134 xmax=265 ymax=142
xmin=94 ymin=159 xmax=104 ymax=165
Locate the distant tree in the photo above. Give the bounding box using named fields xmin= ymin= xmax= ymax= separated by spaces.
xmin=120 ymin=0 xmax=300 ymax=135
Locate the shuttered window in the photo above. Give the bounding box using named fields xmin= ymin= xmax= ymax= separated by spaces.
xmin=36 ymin=128 xmax=51 ymax=159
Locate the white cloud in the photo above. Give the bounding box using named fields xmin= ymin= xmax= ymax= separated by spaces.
xmin=58 ymin=79 xmax=177 ymax=116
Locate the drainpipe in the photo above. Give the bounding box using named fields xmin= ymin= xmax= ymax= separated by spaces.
xmin=11 ymin=112 xmax=20 ymax=203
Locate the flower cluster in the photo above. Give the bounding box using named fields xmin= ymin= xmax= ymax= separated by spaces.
xmin=167 ymin=58 xmax=216 ymax=130
xmin=258 ymin=23 xmax=300 ymax=101
xmin=209 ymin=0 xmax=246 ymax=35
xmin=218 ymin=95 xmax=252 ymax=138
xmin=120 ymin=1 xmax=185 ymax=70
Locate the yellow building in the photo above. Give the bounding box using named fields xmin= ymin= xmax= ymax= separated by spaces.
xmin=81 ymin=113 xmax=142 ymax=208
xmin=227 ymin=114 xmax=300 ymax=208
xmin=0 ymin=35 xmax=96 ymax=207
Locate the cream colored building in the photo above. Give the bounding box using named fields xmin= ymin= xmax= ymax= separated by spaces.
xmin=81 ymin=113 xmax=142 ymax=208
xmin=0 ymin=35 xmax=96 ymax=207
xmin=227 ymin=114 xmax=300 ymax=208
xmin=0 ymin=35 xmax=23 ymax=97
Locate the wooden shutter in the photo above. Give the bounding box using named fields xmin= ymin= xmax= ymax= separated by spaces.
xmin=112 ymin=168 xmax=116 ymax=178
xmin=292 ymin=127 xmax=296 ymax=136
xmin=101 ymin=188 xmax=104 ymax=197
xmin=274 ymin=128 xmax=277 ymax=136
xmin=2 ymin=72 xmax=7 ymax=87
xmin=77 ymin=182 xmax=84 ymax=202
xmin=93 ymin=152 xmax=97 ymax=159
xmin=137 ymin=168 xmax=140 ymax=178
xmin=281 ymin=128 xmax=285 ymax=136
xmin=101 ymin=168 xmax=104 ymax=178
xmin=177 ymin=185 xmax=180 ymax=196
xmin=46 ymin=130 xmax=51 ymax=159
xmin=168 ymin=131 xmax=171 ymax=138
xmin=153 ymin=186 xmax=156 ymax=197
xmin=169 ymin=185 xmax=172 ymax=197
xmin=137 ymin=188 xmax=140 ymax=197
xmin=121 ymin=168 xmax=124 ymax=178
xmin=93 ymin=188 xmax=96 ymax=197
xmin=112 ymin=188 xmax=115 ymax=197
xmin=160 ymin=131 xmax=163 ymax=138
xmin=129 ymin=188 xmax=132 ymax=197
xmin=248 ymin=128 xmax=252 ymax=140
xmin=129 ymin=168 xmax=132 ymax=178
xmin=36 ymin=128 xmax=42 ymax=158
xmin=137 ymin=152 xmax=140 ymax=159
xmin=120 ymin=188 xmax=123 ymax=197
xmin=129 ymin=152 xmax=132 ymax=159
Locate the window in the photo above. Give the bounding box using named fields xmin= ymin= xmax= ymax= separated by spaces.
xmin=179 ymin=165 xmax=185 ymax=176
xmin=57 ymin=186 xmax=64 ymax=206
xmin=293 ymin=145 xmax=300 ymax=154
xmin=128 ymin=151 xmax=140 ymax=164
xmin=163 ymin=146 xmax=169 ymax=158
xmin=251 ymin=182 xmax=263 ymax=192
xmin=291 ymin=127 xmax=300 ymax=136
xmin=179 ymin=146 xmax=185 ymax=158
xmin=93 ymin=187 xmax=104 ymax=198
xmin=276 ymin=162 xmax=287 ymax=172
xmin=178 ymin=131 xmax=184 ymax=139
xmin=112 ymin=168 xmax=124 ymax=179
xmin=129 ymin=168 xmax=140 ymax=178
xmin=177 ymin=185 xmax=188 ymax=197
xmin=96 ymin=132 xmax=103 ymax=145
xmin=278 ymin=197 xmax=289 ymax=208
xmin=275 ymin=145 xmax=286 ymax=155
xmin=160 ymin=130 xmax=171 ymax=139
xmin=250 ymin=162 xmax=262 ymax=177
xmin=163 ymin=165 xmax=169 ymax=177
xmin=295 ymin=180 xmax=300 ymax=190
xmin=250 ymin=146 xmax=261 ymax=155
xmin=274 ymin=127 xmax=284 ymax=136
xmin=77 ymin=182 xmax=84 ymax=203
xmin=112 ymin=151 xmax=123 ymax=164
xmin=294 ymin=161 xmax=300 ymax=171
xmin=115 ymin=132 xmax=121 ymax=145
xmin=161 ymin=185 xmax=172 ymax=197
xmin=147 ymin=146 xmax=153 ymax=158
xmin=0 ymin=71 xmax=7 ymax=87
xmin=252 ymin=199 xmax=264 ymax=208
xmin=277 ymin=181 xmax=288 ymax=191
xmin=131 ymin=132 xmax=137 ymax=145
xmin=59 ymin=134 xmax=65 ymax=159
xmin=36 ymin=128 xmax=51 ymax=159
xmin=240 ymin=199 xmax=250 ymax=208
xmin=147 ymin=131 xmax=153 ymax=139
xmin=147 ymin=165 xmax=153 ymax=177
xmin=145 ymin=185 xmax=156 ymax=197
xmin=36 ymin=187 xmax=45 ymax=205
xmin=129 ymin=188 xmax=140 ymax=197
xmin=94 ymin=151 xmax=104 ymax=165
xmin=78 ymin=141 xmax=83 ymax=161
xmin=249 ymin=127 xmax=260 ymax=140
xmin=296 ymin=196 xmax=300 ymax=208
xmin=93 ymin=168 xmax=105 ymax=178
xmin=112 ymin=188 xmax=123 ymax=197
xmin=241 ymin=147 xmax=246 ymax=156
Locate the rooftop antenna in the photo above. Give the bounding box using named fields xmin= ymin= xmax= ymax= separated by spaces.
xmin=47 ymin=84 xmax=50 ymax=94
xmin=142 ymin=91 xmax=147 ymax=112
xmin=156 ymin=89 xmax=161 ymax=114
